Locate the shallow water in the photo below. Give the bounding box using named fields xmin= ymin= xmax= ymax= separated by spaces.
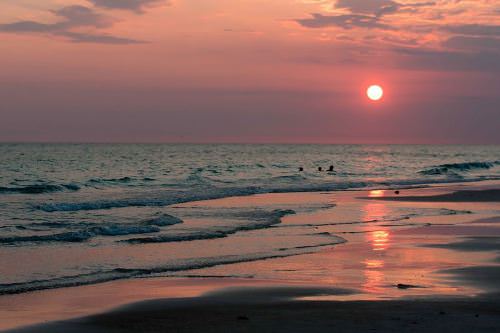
xmin=0 ymin=144 xmax=499 ymax=294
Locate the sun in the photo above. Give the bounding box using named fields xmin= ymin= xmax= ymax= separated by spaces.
xmin=367 ymin=85 xmax=383 ymax=101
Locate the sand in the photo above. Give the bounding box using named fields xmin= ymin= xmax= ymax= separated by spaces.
xmin=2 ymin=182 xmax=500 ymax=332
xmin=363 ymin=189 xmax=500 ymax=202
xmin=7 ymin=286 xmax=500 ymax=333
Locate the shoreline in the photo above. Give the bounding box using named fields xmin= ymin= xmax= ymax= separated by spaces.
xmin=362 ymin=189 xmax=500 ymax=202
xmin=2 ymin=180 xmax=500 ymax=331
xmin=7 ymin=286 xmax=500 ymax=333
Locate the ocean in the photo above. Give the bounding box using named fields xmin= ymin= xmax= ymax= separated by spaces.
xmin=0 ymin=144 xmax=499 ymax=294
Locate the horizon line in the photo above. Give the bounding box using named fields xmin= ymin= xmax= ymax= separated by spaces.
xmin=0 ymin=141 xmax=499 ymax=146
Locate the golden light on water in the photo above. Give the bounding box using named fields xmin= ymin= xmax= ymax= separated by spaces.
xmin=362 ymin=201 xmax=391 ymax=293
xmin=368 ymin=190 xmax=385 ymax=198
xmin=370 ymin=230 xmax=390 ymax=251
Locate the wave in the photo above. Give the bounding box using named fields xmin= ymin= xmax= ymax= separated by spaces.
xmin=123 ymin=231 xmax=228 ymax=244
xmin=88 ymin=177 xmax=133 ymax=184
xmin=33 ymin=175 xmax=500 ymax=213
xmin=0 ymin=225 xmax=160 ymax=245
xmin=0 ymin=233 xmax=345 ymax=295
xmin=84 ymin=177 xmax=157 ymax=187
xmin=0 ymin=231 xmax=93 ymax=244
xmin=33 ymin=183 xmax=371 ymax=213
xmin=419 ymin=161 xmax=500 ymax=176
xmin=20 ymin=213 xmax=183 ymax=230
xmin=0 ymin=212 xmax=187 ymax=245
xmin=34 ymin=186 xmax=264 ymax=212
xmin=269 ymin=174 xmax=307 ymax=182
xmin=88 ymin=225 xmax=160 ymax=236
xmin=122 ymin=209 xmax=294 ymax=244
xmin=142 ymin=214 xmax=183 ymax=226
xmin=0 ymin=183 xmax=80 ymax=194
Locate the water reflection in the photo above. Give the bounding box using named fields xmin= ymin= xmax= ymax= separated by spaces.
xmin=364 ymin=259 xmax=384 ymax=269
xmin=363 ymin=260 xmax=385 ymax=293
xmin=368 ymin=190 xmax=385 ymax=198
xmin=362 ymin=201 xmax=391 ymax=293
xmin=370 ymin=230 xmax=390 ymax=251
xmin=362 ymin=202 xmax=388 ymax=222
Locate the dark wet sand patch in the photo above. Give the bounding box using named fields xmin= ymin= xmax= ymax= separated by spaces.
xmin=362 ymin=189 xmax=500 ymax=202
xmin=426 ymin=237 xmax=500 ymax=252
xmin=8 ymin=286 xmax=500 ymax=333
xmin=440 ymin=266 xmax=500 ymax=293
xmin=470 ymin=216 xmax=500 ymax=224
xmin=397 ymin=226 xmax=500 ymax=236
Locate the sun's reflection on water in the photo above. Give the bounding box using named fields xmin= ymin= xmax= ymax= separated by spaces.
xmin=368 ymin=190 xmax=385 ymax=198
xmin=370 ymin=230 xmax=390 ymax=252
xmin=362 ymin=201 xmax=391 ymax=293
xmin=363 ymin=260 xmax=385 ymax=293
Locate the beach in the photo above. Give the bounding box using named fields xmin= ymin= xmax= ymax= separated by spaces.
xmin=6 ymin=287 xmax=500 ymax=333
xmin=2 ymin=180 xmax=500 ymax=332
xmin=1 ymin=0 xmax=499 ymax=329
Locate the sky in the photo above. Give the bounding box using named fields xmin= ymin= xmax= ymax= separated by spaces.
xmin=0 ymin=0 xmax=499 ymax=144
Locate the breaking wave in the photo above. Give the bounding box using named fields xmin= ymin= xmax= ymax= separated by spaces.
xmin=122 ymin=209 xmax=294 ymax=244
xmin=88 ymin=177 xmax=133 ymax=184
xmin=32 ymin=175 xmax=500 ymax=213
xmin=142 ymin=213 xmax=183 ymax=226
xmin=0 ymin=214 xmax=185 ymax=245
xmin=0 ymin=183 xmax=80 ymax=194
xmin=0 ymin=231 xmax=94 ymax=244
xmin=0 ymin=209 xmax=295 ymax=245
xmin=419 ymin=161 xmax=500 ymax=176
xmin=0 ymin=224 xmax=161 ymax=245
xmin=34 ymin=187 xmax=264 ymax=212
xmin=122 ymin=231 xmax=228 ymax=244
xmin=0 ymin=233 xmax=346 ymax=295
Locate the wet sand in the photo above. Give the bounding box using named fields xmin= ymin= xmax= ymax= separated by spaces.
xmin=2 ymin=182 xmax=500 ymax=332
xmin=8 ymin=287 xmax=500 ymax=333
xmin=363 ymin=189 xmax=500 ymax=202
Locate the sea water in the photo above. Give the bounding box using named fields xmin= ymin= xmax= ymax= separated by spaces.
xmin=0 ymin=144 xmax=499 ymax=294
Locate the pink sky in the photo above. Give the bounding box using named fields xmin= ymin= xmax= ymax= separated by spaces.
xmin=0 ymin=0 xmax=499 ymax=143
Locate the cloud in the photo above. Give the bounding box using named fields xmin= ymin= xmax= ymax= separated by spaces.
xmin=53 ymin=5 xmax=114 ymax=28
xmin=335 ymin=0 xmax=435 ymax=17
xmin=0 ymin=5 xmax=145 ymax=44
xmin=335 ymin=0 xmax=397 ymax=15
xmin=296 ymin=1 xmax=435 ymax=30
xmin=0 ymin=21 xmax=55 ymax=33
xmin=441 ymin=24 xmax=500 ymax=37
xmin=58 ymin=31 xmax=147 ymax=44
xmin=382 ymin=35 xmax=419 ymax=46
xmin=0 ymin=5 xmax=113 ymax=33
xmin=443 ymin=36 xmax=500 ymax=52
xmin=0 ymin=5 xmax=113 ymax=32
xmin=393 ymin=47 xmax=500 ymax=71
xmin=296 ymin=13 xmax=391 ymax=30
xmin=88 ymin=0 xmax=168 ymax=13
